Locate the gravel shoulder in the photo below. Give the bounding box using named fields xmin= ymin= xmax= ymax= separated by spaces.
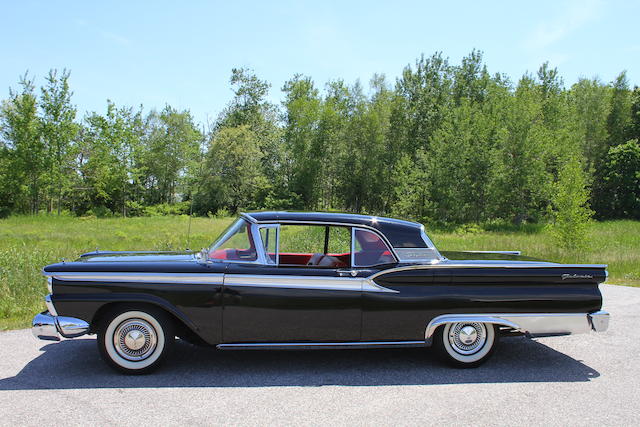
xmin=0 ymin=284 xmax=638 ymax=426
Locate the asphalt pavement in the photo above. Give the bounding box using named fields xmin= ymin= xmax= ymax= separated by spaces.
xmin=0 ymin=284 xmax=638 ymax=426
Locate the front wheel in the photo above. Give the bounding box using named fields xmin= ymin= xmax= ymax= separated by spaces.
xmin=97 ymin=306 xmax=174 ymax=374
xmin=433 ymin=322 xmax=498 ymax=368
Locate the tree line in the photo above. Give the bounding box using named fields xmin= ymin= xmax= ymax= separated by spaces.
xmin=1 ymin=51 xmax=639 ymax=227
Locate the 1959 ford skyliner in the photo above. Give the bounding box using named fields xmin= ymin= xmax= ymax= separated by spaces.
xmin=33 ymin=212 xmax=610 ymax=374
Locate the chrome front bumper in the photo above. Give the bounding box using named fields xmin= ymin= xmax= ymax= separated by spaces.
xmin=32 ymin=311 xmax=90 ymax=341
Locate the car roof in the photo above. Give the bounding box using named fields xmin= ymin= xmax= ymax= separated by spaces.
xmin=241 ymin=211 xmax=427 ymax=248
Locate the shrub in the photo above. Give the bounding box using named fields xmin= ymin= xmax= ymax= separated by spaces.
xmin=548 ymin=157 xmax=593 ymax=249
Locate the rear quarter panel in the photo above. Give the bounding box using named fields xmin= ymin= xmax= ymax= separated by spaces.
xmin=362 ymin=266 xmax=604 ymax=341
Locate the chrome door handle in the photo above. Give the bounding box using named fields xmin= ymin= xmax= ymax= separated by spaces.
xmin=337 ymin=269 xmax=358 ymax=277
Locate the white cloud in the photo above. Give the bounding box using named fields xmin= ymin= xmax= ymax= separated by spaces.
xmin=525 ymin=0 xmax=602 ymax=50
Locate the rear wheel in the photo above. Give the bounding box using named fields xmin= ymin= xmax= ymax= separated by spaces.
xmin=97 ymin=306 xmax=174 ymax=374
xmin=433 ymin=322 xmax=498 ymax=368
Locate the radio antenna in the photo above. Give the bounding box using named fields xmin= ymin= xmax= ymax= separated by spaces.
xmin=186 ymin=122 xmax=208 ymax=250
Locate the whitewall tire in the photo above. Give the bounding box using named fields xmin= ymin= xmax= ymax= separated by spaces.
xmin=97 ymin=306 xmax=174 ymax=374
xmin=433 ymin=322 xmax=498 ymax=368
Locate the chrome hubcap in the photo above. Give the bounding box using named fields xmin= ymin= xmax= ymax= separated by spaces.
xmin=113 ymin=319 xmax=157 ymax=361
xmin=124 ymin=329 xmax=146 ymax=350
xmin=448 ymin=322 xmax=486 ymax=355
xmin=458 ymin=325 xmax=478 ymax=345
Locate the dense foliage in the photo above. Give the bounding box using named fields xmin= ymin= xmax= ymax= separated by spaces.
xmin=1 ymin=51 xmax=639 ymax=225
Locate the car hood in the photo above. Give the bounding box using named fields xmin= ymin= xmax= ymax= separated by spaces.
xmin=76 ymin=250 xmax=199 ymax=263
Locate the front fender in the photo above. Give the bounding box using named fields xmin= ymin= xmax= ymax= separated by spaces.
xmin=51 ymin=292 xmax=199 ymax=336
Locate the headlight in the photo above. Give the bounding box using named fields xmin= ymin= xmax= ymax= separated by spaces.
xmin=47 ymin=277 xmax=53 ymax=294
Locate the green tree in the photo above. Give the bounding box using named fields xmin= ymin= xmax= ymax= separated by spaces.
xmin=196 ymin=126 xmax=267 ymax=213
xmin=141 ymin=106 xmax=201 ymax=204
xmin=594 ymin=140 xmax=640 ymax=219
xmin=80 ymin=102 xmax=143 ymax=215
xmin=394 ymin=52 xmax=453 ymax=154
xmin=0 ymin=74 xmax=44 ymax=214
xmin=629 ymin=86 xmax=640 ymax=141
xmin=215 ymin=68 xmax=284 ymax=206
xmin=607 ymin=71 xmax=632 ymax=147
xmin=281 ymin=75 xmax=322 ymax=207
xmin=40 ymin=69 xmax=78 ymax=214
xmin=570 ymin=78 xmax=611 ymax=170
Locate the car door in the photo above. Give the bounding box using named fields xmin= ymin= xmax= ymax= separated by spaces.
xmin=221 ymin=223 xmax=363 ymax=343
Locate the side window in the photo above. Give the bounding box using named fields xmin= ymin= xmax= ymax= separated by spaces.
xmin=259 ymin=226 xmax=278 ymax=264
xmin=278 ymin=225 xmax=350 ymax=268
xmin=209 ymin=219 xmax=257 ymax=261
xmin=353 ymin=228 xmax=395 ymax=267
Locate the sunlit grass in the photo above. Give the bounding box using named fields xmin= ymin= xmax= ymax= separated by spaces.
xmin=1 ymin=215 xmax=637 ymax=330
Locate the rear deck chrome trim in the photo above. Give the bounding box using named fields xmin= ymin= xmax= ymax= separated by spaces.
xmin=217 ymin=341 xmax=426 ymax=350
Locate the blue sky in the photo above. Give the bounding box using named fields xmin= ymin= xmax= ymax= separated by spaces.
xmin=2 ymin=0 xmax=638 ymax=125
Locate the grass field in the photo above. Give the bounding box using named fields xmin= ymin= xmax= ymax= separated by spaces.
xmin=1 ymin=215 xmax=638 ymax=330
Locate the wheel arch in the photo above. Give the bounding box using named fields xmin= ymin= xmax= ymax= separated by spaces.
xmin=89 ymin=296 xmax=199 ymax=340
xmin=425 ymin=314 xmax=519 ymax=341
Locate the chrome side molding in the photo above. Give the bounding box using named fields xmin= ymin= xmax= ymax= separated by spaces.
xmin=217 ymin=341 xmax=427 ymax=350
xmin=42 ymin=271 xmax=225 ymax=285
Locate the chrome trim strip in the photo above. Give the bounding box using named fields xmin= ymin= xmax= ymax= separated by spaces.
xmin=217 ymin=341 xmax=426 ymax=350
xmin=224 ymin=274 xmax=398 ymax=293
xmin=42 ymin=272 xmax=224 ymax=285
xmin=369 ymin=263 xmax=608 ymax=280
xmin=425 ymin=312 xmax=601 ymax=339
xmin=45 ymin=294 xmax=58 ymax=317
xmin=240 ymin=212 xmax=258 ymax=223
xmin=395 ymin=248 xmax=441 ymax=263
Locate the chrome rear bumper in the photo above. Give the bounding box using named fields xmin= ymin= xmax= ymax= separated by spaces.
xmin=32 ymin=311 xmax=90 ymax=341
xmin=588 ymin=310 xmax=610 ymax=332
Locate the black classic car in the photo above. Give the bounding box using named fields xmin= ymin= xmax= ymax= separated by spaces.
xmin=33 ymin=212 xmax=610 ymax=373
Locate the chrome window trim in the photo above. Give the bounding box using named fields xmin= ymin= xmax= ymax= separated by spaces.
xmin=42 ymin=271 xmax=224 ymax=285
xmin=250 ymin=220 xmax=400 ymax=262
xmin=257 ymin=224 xmax=279 ymax=265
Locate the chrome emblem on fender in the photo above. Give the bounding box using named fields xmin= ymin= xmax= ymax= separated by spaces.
xmin=561 ymin=273 xmax=593 ymax=280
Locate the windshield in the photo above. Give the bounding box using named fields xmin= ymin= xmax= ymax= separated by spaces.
xmin=208 ymin=218 xmax=257 ymax=261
